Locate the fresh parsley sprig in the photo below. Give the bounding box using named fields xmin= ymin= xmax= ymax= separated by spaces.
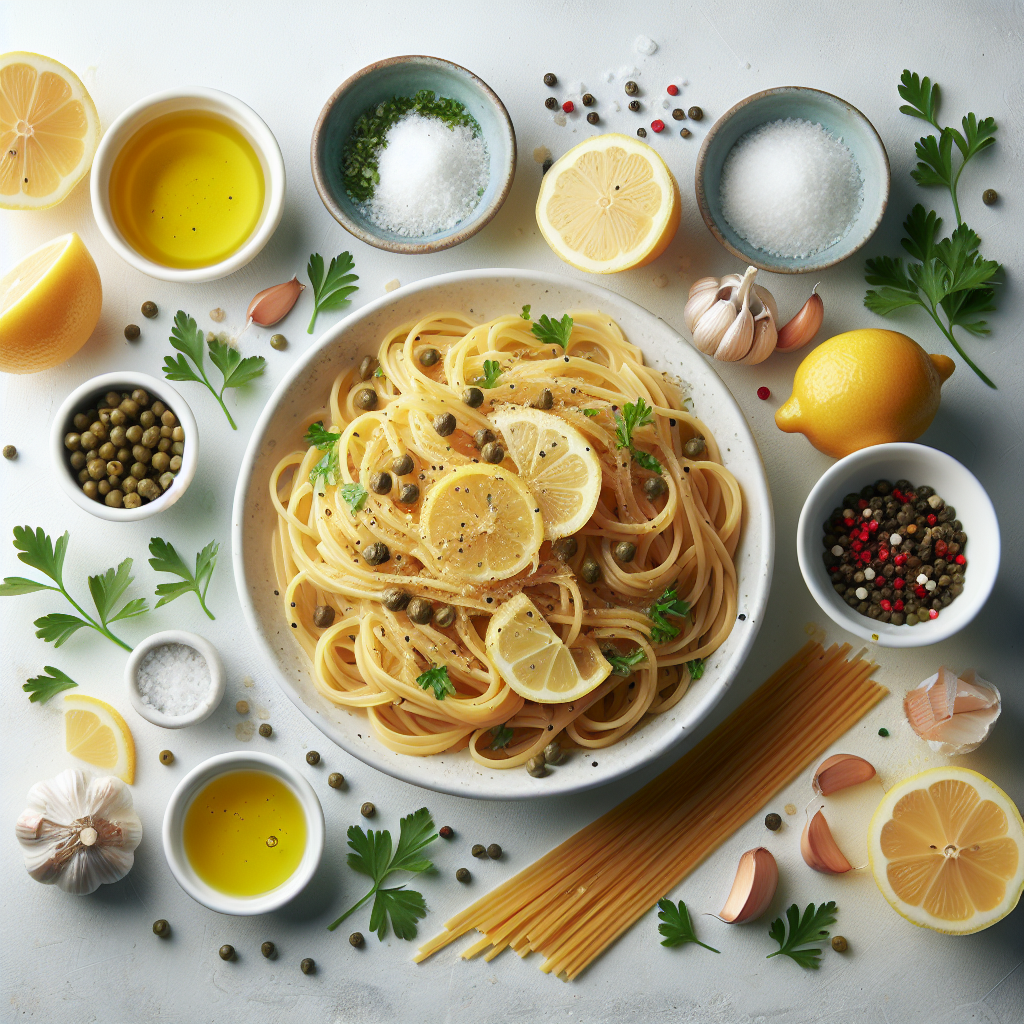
xmin=416 ymin=664 xmax=455 ymax=700
xmin=605 ymin=647 xmax=647 ymax=676
xmin=149 ymin=538 xmax=218 ymax=620
xmin=163 ymin=311 xmax=265 ymax=429
xmin=327 ymin=807 xmax=438 ymax=939
xmin=307 ymin=251 xmax=359 ymax=334
xmin=656 ymin=898 xmax=720 ymax=953
xmin=648 ymin=587 xmax=690 ymax=644
xmin=0 ymin=527 xmax=147 ymax=651
xmin=477 ymin=359 xmax=502 ymax=389
xmin=614 ymin=398 xmax=663 ymax=474
xmin=687 ymin=658 xmax=705 ymax=681
xmin=531 ymin=313 xmax=573 ymax=350
xmin=310 ymin=450 xmax=341 ymax=488
xmin=340 ymin=482 xmax=368 ymax=515
xmin=864 ymin=71 xmax=1001 ymax=388
xmin=767 ymin=902 xmax=838 ymax=969
xmin=23 ymin=666 xmax=78 ymax=704
xmin=520 ymin=304 xmax=532 ymax=320
xmin=489 ymin=723 xmax=514 ymax=749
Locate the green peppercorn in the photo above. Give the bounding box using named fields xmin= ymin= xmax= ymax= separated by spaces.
xmin=349 ymin=931 xmax=364 ymax=947
xmin=456 ymin=867 xmax=471 ymax=882
xmin=354 ymin=388 xmax=378 ymax=411
xmin=831 ymin=936 xmax=848 ymax=952
xmin=382 ymin=587 xmax=411 ymax=612
xmin=687 ymin=106 xmax=704 ymax=121
xmin=141 ymin=301 xmax=158 ymax=318
xmin=481 ymin=441 xmax=504 ymax=464
xmin=219 ymin=944 xmax=235 ymax=961
xmin=643 ymin=476 xmax=668 ymax=500
xmin=582 ymin=93 xmax=595 ymax=106
xmin=764 ymin=812 xmax=782 ymax=831
xmin=551 ymin=537 xmax=578 ymax=562
xmin=358 ymin=355 xmax=378 ymax=380
xmin=3 ymin=444 xmax=17 ymax=460
xmin=153 ymin=919 xmax=170 ymax=937
xmin=391 ymin=453 xmax=414 ymax=475
xmin=543 ymin=72 xmax=557 ymax=87
xmin=982 ymin=188 xmax=998 ymax=205
xmin=433 ymin=604 xmax=456 ymax=629
xmin=433 ymin=411 xmax=456 ymax=436
xmin=474 ymin=427 xmax=496 ymax=449
xmin=328 ymin=772 xmax=345 ymax=789
xmin=680 ymin=128 xmax=692 ymax=138
xmin=587 ymin=112 xmax=600 ymax=125
xmin=124 ymin=324 xmax=141 ymax=341
xmin=544 ymin=97 xmax=558 ymax=110
xmin=462 ymin=386 xmax=484 ymax=408
xmin=671 ymin=108 xmax=686 ymax=121
xmin=261 ymin=941 xmax=276 ymax=958
xmin=306 ymin=750 xmax=321 ymax=766
xmin=613 ymin=541 xmax=637 ymax=563
xmin=580 ymin=557 xmax=601 ymax=584
xmin=624 ymin=80 xmax=638 ymax=95
xmin=259 ymin=723 xmax=272 ymax=738
xmin=360 ymin=801 xmax=375 ymax=818
xmin=369 ymin=470 xmax=392 ymax=494
xmin=683 ymin=436 xmax=706 ymax=458
xmin=362 ymin=542 xmax=390 ymax=566
xmin=270 ymin=334 xmax=287 ymax=350
xmin=407 ymin=597 xmax=434 ymax=625
xmin=628 ymin=99 xmax=641 ymax=112
xmin=472 ymin=843 xmax=486 ymax=858
xmin=418 ymin=347 xmax=440 ymax=367
xmin=300 ymin=958 xmax=315 ymax=974
xmin=487 ymin=843 xmax=502 ymax=859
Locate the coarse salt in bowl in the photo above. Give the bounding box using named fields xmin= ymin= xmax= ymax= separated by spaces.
xmin=125 ymin=630 xmax=225 ymax=728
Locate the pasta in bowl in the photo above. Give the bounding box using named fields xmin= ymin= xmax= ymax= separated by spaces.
xmin=234 ymin=270 xmax=773 ymax=799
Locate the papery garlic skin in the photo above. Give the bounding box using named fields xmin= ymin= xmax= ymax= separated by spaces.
xmin=684 ymin=266 xmax=778 ymax=363
xmin=904 ymin=667 xmax=1001 ymax=756
xmin=16 ymin=769 xmax=142 ymax=895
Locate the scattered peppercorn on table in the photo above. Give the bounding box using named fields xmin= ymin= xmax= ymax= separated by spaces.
xmin=2 ymin=3 xmax=1022 ymax=1024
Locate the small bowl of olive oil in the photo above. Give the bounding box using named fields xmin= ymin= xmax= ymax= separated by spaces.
xmin=163 ymin=751 xmax=324 ymax=915
xmin=91 ymin=88 xmax=285 ymax=282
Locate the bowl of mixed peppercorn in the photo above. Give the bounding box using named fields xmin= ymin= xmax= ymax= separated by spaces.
xmin=797 ymin=443 xmax=999 ymax=647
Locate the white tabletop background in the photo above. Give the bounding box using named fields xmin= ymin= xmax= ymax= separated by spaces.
xmin=2 ymin=2 xmax=1022 ymax=1022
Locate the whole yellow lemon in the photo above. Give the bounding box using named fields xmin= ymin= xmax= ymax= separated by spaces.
xmin=775 ymin=329 xmax=955 ymax=459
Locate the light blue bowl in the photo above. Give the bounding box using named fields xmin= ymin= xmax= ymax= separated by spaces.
xmin=695 ymin=87 xmax=889 ymax=273
xmin=311 ymin=56 xmax=516 ymax=254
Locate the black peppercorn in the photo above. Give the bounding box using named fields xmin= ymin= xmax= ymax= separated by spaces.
xmin=542 ymin=158 xmax=552 ymax=173
xmin=764 ymin=812 xmax=782 ymax=831
xmin=680 ymin=128 xmax=692 ymax=138
xmin=587 ymin=112 xmax=600 ymax=125
xmin=628 ymin=99 xmax=641 ymax=112
xmin=544 ymin=97 xmax=558 ymax=110
xmin=582 ymin=93 xmax=595 ymax=106
xmin=671 ymin=108 xmax=685 ymax=121
xmin=687 ymin=106 xmax=704 ymax=121
xmin=636 ymin=128 xmax=647 ymax=138
xmin=543 ymin=73 xmax=557 ymax=87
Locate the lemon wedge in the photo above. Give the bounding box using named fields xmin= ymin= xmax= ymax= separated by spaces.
xmin=536 ymin=133 xmax=680 ymax=273
xmin=419 ymin=464 xmax=544 ymax=582
xmin=485 ymin=592 xmax=611 ymax=704
xmin=0 ymin=52 xmax=100 ymax=210
xmin=489 ymin=406 xmax=602 ymax=540
xmin=867 ymin=766 xmax=1024 ymax=934
xmin=64 ymin=694 xmax=136 ymax=785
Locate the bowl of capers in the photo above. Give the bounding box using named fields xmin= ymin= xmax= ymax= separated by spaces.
xmin=50 ymin=371 xmax=198 ymax=521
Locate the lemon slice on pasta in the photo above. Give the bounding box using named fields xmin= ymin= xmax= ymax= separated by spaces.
xmin=489 ymin=406 xmax=602 ymax=540
xmin=419 ymin=464 xmax=544 ymax=582
xmin=485 ymin=593 xmax=611 ymax=703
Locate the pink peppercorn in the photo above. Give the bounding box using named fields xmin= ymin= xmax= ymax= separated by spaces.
xmin=562 ymin=100 xmax=575 ymax=113
xmin=756 ymin=386 xmax=771 ymax=400
xmin=894 ymin=553 xmax=908 ymax=566
xmin=880 ymin=599 xmax=891 ymax=612
xmin=915 ymin=585 xmax=928 ymax=598
xmin=894 ymin=599 xmax=904 ymax=611
xmin=651 ymin=119 xmax=665 ymax=133
xmin=955 ymin=554 xmax=966 ymax=565
xmin=927 ymin=513 xmax=938 ymax=525
xmin=667 ymin=84 xmax=679 ymax=95
xmin=858 ymin=499 xmax=869 ymax=509
xmin=893 ymin=577 xmax=905 ymax=589
xmin=929 ymin=609 xmax=939 ymax=619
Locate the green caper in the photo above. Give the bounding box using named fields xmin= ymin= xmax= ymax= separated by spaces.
xmin=643 ymin=476 xmax=668 ymax=500
xmin=131 ymin=389 xmax=149 ymax=406
xmin=118 ymin=399 xmax=139 ymax=419
xmin=171 ymin=425 xmax=185 ymax=442
xmin=687 ymin=106 xmax=704 ymax=121
xmin=103 ymin=391 xmax=121 ymax=408
xmin=349 ymin=931 xmax=364 ymax=947
xmin=124 ymin=324 xmax=141 ymax=341
xmin=312 ymin=605 xmax=335 ymax=628
xmin=270 ymin=334 xmax=287 ymax=350
xmin=543 ymin=740 xmax=566 ymax=765
xmin=131 ymin=462 xmax=148 ymax=481
xmin=161 ymin=411 xmax=177 ymax=428
xmin=360 ymin=802 xmax=375 ymax=818
xmin=433 ymin=604 xmax=456 ymax=629
xmin=140 ymin=410 xmax=156 ymax=428
xmin=151 ymin=400 xmax=167 ymax=417
xmin=462 ymin=387 xmax=484 ymax=408
xmin=132 ymin=445 xmax=151 ymax=464
xmin=551 ymin=537 xmax=578 ymax=562
xmin=418 ymin=347 xmax=440 ymax=367
xmin=391 ymin=453 xmax=414 ymax=476
xmin=104 ymin=489 xmax=124 ymax=509
xmin=98 ymin=442 xmax=117 ymax=461
xmin=159 ymin=749 xmax=174 ymax=765
xmin=456 ymin=867 xmax=471 ymax=882
xmin=124 ymin=492 xmax=143 ymax=509
xmin=141 ymin=301 xmax=158 ymax=318
xmin=831 ymin=936 xmax=848 ymax=952
xmin=87 ymin=458 xmax=106 ymax=480
xmin=354 ymin=388 xmax=378 ymax=410
xmin=158 ymin=471 xmax=175 ymax=491
xmin=259 ymin=723 xmax=273 ymax=738
xmin=64 ymin=432 xmax=81 ymax=451
xmin=328 ymin=772 xmax=344 ymax=788
xmin=613 ymin=541 xmax=637 ymax=563
xmin=80 ymin=431 xmax=98 ymax=451
xmin=138 ymin=477 xmax=162 ymax=501
xmin=533 ymin=388 xmax=553 ymax=410
xmin=261 ymin=941 xmax=276 ymax=958
xmin=109 ymin=425 xmax=127 ymax=448
xmin=397 ymin=482 xmax=420 ymax=504
xmin=433 ymin=411 xmax=456 ymax=436
xmin=472 ymin=843 xmax=486 ymax=858
xmin=171 ymin=441 xmax=185 ymax=456
xmin=474 ymin=428 xmax=496 ymax=449
xmin=151 ymin=452 xmax=170 ymax=473
xmin=580 ymin=557 xmax=601 ymax=584
xmin=117 ymin=447 xmax=133 ymax=464
xmin=363 ymin=542 xmax=390 ymax=566
xmin=487 ymin=843 xmax=502 ymax=859
xmin=481 ymin=442 xmax=504 ymax=464
xmin=382 ymin=587 xmax=411 ymax=611
xmin=219 ymin=944 xmax=235 ymax=961
xmin=358 ymin=354 xmax=378 ymax=380
xmin=526 ymin=755 xmax=548 ymax=778
xmin=70 ymin=451 xmax=86 ymax=470
xmin=141 ymin=425 xmax=160 ymax=448
xmin=77 ymin=468 xmax=90 ymax=483
xmin=83 ymin=480 xmax=98 ymax=500
xmin=153 ymin=919 xmax=170 ymax=937
xmin=407 ymin=598 xmax=433 ymax=625
xmin=306 ymin=750 xmax=320 ymax=766
xmin=73 ymin=412 xmax=90 ymax=431
xmin=683 ymin=436 xmax=706 ymax=458
xmin=126 ymin=425 xmax=143 ymax=444
xmin=369 ymin=471 xmax=392 ymax=495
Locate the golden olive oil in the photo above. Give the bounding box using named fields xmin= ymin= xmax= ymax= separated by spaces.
xmin=182 ymin=769 xmax=306 ymax=896
xmin=108 ymin=110 xmax=264 ymax=269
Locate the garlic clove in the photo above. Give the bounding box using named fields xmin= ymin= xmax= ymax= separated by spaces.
xmin=777 ymin=289 xmax=824 ymax=351
xmin=904 ymin=667 xmax=1001 ymax=755
xmin=801 ymin=809 xmax=853 ymax=874
xmin=714 ymin=306 xmax=754 ymax=361
xmin=812 ymin=753 xmax=877 ymax=796
xmin=719 ymin=847 xmax=779 ymax=923
xmin=684 ymin=282 xmax=723 ymax=335
xmin=246 ymin=275 xmax=305 ymax=327
xmin=752 ymin=283 xmax=779 ymax=326
xmin=739 ymin=309 xmax=778 ymax=365
xmin=691 ymin=299 xmax=737 ymax=355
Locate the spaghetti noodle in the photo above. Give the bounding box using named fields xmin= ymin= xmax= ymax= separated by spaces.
xmin=270 ymin=310 xmax=742 ymax=767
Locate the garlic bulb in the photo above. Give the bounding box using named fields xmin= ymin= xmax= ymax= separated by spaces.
xmin=16 ymin=769 xmax=142 ymax=895
xmin=683 ymin=266 xmax=779 ymax=364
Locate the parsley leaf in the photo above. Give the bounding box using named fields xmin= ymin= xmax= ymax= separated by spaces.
xmin=489 ymin=723 xmax=514 ymax=749
xmin=604 ymin=647 xmax=647 ymax=676
xmin=656 ymin=899 xmax=720 ymax=952
xmin=531 ymin=313 xmax=573 ymax=350
xmin=307 ymin=251 xmax=359 ymax=334
xmin=614 ymin=397 xmax=663 ymax=474
xmin=520 ymin=304 xmax=532 ymax=320
xmin=687 ymin=658 xmax=705 ymax=681
xmin=148 ymin=538 xmax=218 ymax=620
xmin=648 ymin=587 xmax=690 ymax=644
xmin=477 ymin=359 xmax=502 ymax=389
xmin=416 ymin=664 xmax=455 ymax=700
xmin=340 ymin=482 xmax=368 ymax=515
xmin=163 ymin=311 xmax=266 ymax=428
xmin=767 ymin=902 xmax=838 ymax=969
xmin=374 ymin=366 xmax=385 ymax=379
xmin=23 ymin=666 xmax=78 ymax=704
xmin=328 ymin=807 xmax=437 ymax=939
xmin=304 ymin=421 xmax=341 ymax=449
xmin=582 ymin=408 xmax=599 ymax=417
xmin=309 ymin=448 xmax=341 ymax=488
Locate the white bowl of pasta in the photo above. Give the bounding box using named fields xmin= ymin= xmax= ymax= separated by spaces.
xmin=232 ymin=269 xmax=774 ymax=800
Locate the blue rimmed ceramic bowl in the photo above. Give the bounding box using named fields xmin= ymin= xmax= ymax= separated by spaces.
xmin=695 ymin=86 xmax=890 ymax=274
xmin=310 ymin=55 xmax=516 ymax=254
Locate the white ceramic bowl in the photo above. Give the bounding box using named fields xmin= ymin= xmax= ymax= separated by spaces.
xmin=50 ymin=371 xmax=198 ymax=522
xmin=125 ymin=629 xmax=225 ymax=728
xmin=797 ymin=443 xmax=999 ymax=648
xmin=162 ymin=751 xmax=325 ymax=916
xmin=90 ymin=88 xmax=285 ymax=282
xmin=232 ymin=269 xmax=774 ymax=800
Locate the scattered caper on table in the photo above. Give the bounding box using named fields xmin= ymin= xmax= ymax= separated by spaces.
xmin=219 ymin=944 xmax=235 ymax=961
xmin=300 ymin=958 xmax=315 ymax=974
xmin=2 ymin=445 xmax=16 ymax=460
xmin=259 ymin=723 xmax=273 ymax=738
xmin=831 ymin=936 xmax=848 ymax=952
xmin=141 ymin=301 xmax=158 ymax=318
xmin=261 ymin=941 xmax=276 ymax=959
xmin=472 ymin=843 xmax=486 ymax=858
xmin=159 ymin=749 xmax=174 ymax=766
xmin=153 ymin=919 xmax=170 ymax=938
xmin=456 ymin=867 xmax=471 ymax=882
xmin=982 ymin=188 xmax=998 ymax=205
xmin=349 ymin=932 xmax=364 ymax=947
xmin=124 ymin=324 xmax=140 ymax=341
xmin=328 ymin=772 xmax=345 ymax=789
xmin=487 ymin=844 xmax=502 ymax=860
xmin=306 ymin=751 xmax=321 ymax=766
xmin=360 ymin=801 xmax=375 ymax=818
xmin=270 ymin=334 xmax=287 ymax=350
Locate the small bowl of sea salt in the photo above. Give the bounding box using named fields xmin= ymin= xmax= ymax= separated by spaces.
xmin=125 ymin=630 xmax=225 ymax=728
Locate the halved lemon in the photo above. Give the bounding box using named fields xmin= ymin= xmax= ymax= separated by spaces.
xmin=419 ymin=464 xmax=544 ymax=582
xmin=0 ymin=232 xmax=102 ymax=373
xmin=489 ymin=406 xmax=602 ymax=540
xmin=0 ymin=52 xmax=100 ymax=210
xmin=536 ymin=133 xmax=680 ymax=274
xmin=485 ymin=592 xmax=611 ymax=703
xmin=64 ymin=694 xmax=136 ymax=785
xmin=867 ymin=766 xmax=1024 ymax=934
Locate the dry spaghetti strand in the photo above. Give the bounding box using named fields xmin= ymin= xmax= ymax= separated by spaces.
xmin=416 ymin=641 xmax=887 ymax=978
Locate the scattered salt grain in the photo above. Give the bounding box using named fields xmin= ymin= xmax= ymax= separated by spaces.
xmin=603 ymin=70 xmax=615 ymax=83
xmin=611 ymin=100 xmax=621 ymax=113
xmin=137 ymin=643 xmax=211 ymax=716
xmin=634 ymin=35 xmax=658 ymax=56
xmin=553 ymin=112 xmax=567 ymax=127
xmin=719 ymin=118 xmax=864 ymax=258
xmin=355 ymin=112 xmax=489 ymax=238
xmin=618 ymin=65 xmax=639 ymax=79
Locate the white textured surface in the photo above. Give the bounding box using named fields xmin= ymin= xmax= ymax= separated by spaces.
xmin=2 ymin=2 xmax=1022 ymax=1022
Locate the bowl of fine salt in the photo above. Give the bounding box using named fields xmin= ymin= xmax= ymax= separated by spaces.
xmin=695 ymin=87 xmax=890 ymax=273
xmin=126 ymin=630 xmax=225 ymax=729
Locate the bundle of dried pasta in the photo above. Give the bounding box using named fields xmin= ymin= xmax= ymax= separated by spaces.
xmin=416 ymin=641 xmax=886 ymax=979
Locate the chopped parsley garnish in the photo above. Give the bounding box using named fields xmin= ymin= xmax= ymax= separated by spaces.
xmin=605 ymin=647 xmax=647 ymax=676
xmin=477 ymin=359 xmax=502 ymax=389
xmin=340 ymin=482 xmax=368 ymax=515
xmin=687 ymin=658 xmax=705 ymax=680
xmin=657 ymin=898 xmax=720 ymax=952
xmin=648 ymin=587 xmax=690 ymax=644
xmin=310 ymin=448 xmax=341 ymax=487
xmin=614 ymin=397 xmax=663 ymax=474
xmin=416 ymin=664 xmax=455 ymax=700
xmin=304 ymin=420 xmax=341 ymax=449
xmin=520 ymin=304 xmax=532 ymax=320
xmin=531 ymin=313 xmax=573 ymax=349
xmin=489 ymin=723 xmax=514 ymax=749
xmin=374 ymin=366 xmax=385 ymax=378
xmin=582 ymin=408 xmax=600 ymax=417
xmin=767 ymin=902 xmax=838 ymax=969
